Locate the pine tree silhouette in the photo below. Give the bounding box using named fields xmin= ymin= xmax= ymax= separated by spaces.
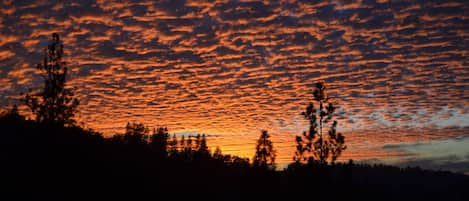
xmin=24 ymin=33 xmax=79 ymax=126
xmin=253 ymin=130 xmax=276 ymax=170
xmin=294 ymin=82 xmax=346 ymax=165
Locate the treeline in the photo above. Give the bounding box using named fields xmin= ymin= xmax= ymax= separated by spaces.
xmin=2 ymin=110 xmax=468 ymax=201
xmin=0 ymin=110 xmax=273 ymax=200
xmin=108 ymin=121 xmax=251 ymax=168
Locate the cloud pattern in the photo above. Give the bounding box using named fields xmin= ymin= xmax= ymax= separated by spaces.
xmin=1 ymin=0 xmax=468 ymax=168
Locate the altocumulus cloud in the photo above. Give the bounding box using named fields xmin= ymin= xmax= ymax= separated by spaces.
xmin=0 ymin=0 xmax=468 ymax=166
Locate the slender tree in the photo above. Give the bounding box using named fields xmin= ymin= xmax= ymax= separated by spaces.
xmin=196 ymin=134 xmax=209 ymax=156
xmin=185 ymin=135 xmax=193 ymax=152
xmin=180 ymin=135 xmax=185 ymax=152
xmin=213 ymin=146 xmax=223 ymax=160
xmin=294 ymin=82 xmax=346 ymax=165
xmin=252 ymin=130 xmax=276 ymax=170
xmin=24 ymin=33 xmax=79 ymax=126
xmin=194 ymin=134 xmax=201 ymax=150
xmin=168 ymin=134 xmax=178 ymax=156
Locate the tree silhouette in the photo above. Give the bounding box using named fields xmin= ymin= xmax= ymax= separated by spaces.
xmin=167 ymin=134 xmax=178 ymax=157
xmin=252 ymin=130 xmax=276 ymax=170
xmin=213 ymin=146 xmax=223 ymax=160
xmin=149 ymin=127 xmax=169 ymax=159
xmin=123 ymin=122 xmax=149 ymax=146
xmin=180 ymin=135 xmax=185 ymax=152
xmin=24 ymin=33 xmax=79 ymax=126
xmin=294 ymin=82 xmax=346 ymax=165
xmin=5 ymin=105 xmax=22 ymax=120
xmin=195 ymin=134 xmax=209 ymax=156
xmin=195 ymin=134 xmax=201 ymax=150
xmin=185 ymin=135 xmax=193 ymax=152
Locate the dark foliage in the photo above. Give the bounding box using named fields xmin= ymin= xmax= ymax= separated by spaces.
xmin=252 ymin=130 xmax=276 ymax=170
xmin=24 ymin=33 xmax=79 ymax=126
xmin=294 ymin=82 xmax=346 ymax=165
xmin=149 ymin=127 xmax=169 ymax=159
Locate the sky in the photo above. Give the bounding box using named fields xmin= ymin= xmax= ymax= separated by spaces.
xmin=0 ymin=0 xmax=468 ymax=173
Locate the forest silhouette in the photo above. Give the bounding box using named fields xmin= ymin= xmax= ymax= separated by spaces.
xmin=1 ymin=34 xmax=468 ymax=200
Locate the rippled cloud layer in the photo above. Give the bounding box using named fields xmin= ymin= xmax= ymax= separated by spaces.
xmin=1 ymin=0 xmax=468 ymax=167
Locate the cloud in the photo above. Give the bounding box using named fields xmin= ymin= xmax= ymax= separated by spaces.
xmin=431 ymin=107 xmax=469 ymax=128
xmin=382 ymin=137 xmax=469 ymax=174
